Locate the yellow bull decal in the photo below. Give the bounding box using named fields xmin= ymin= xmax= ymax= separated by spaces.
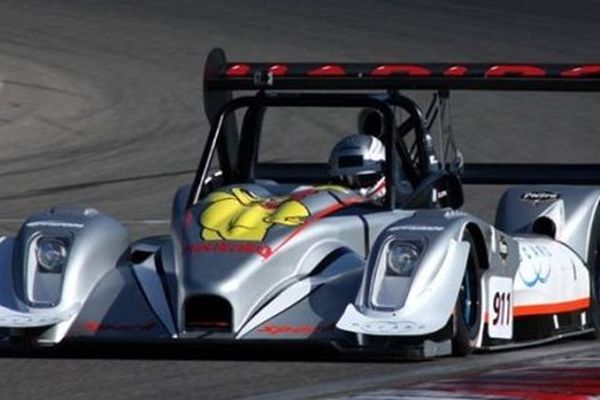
xmin=200 ymin=187 xmax=311 ymax=242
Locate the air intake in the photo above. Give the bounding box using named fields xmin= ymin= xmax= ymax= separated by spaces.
xmin=185 ymin=295 xmax=232 ymax=332
xmin=532 ymin=217 xmax=556 ymax=239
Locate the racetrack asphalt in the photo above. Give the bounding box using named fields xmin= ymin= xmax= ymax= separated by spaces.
xmin=1 ymin=1 xmax=600 ymax=399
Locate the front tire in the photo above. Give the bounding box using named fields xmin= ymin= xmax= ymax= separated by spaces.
xmin=452 ymin=231 xmax=482 ymax=356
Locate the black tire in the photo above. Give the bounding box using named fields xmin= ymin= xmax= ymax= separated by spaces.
xmin=451 ymin=231 xmax=483 ymax=356
xmin=586 ymin=211 xmax=600 ymax=338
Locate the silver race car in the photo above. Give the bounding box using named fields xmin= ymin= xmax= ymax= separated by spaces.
xmin=1 ymin=49 xmax=600 ymax=358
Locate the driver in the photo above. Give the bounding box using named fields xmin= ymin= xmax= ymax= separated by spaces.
xmin=329 ymin=134 xmax=386 ymax=201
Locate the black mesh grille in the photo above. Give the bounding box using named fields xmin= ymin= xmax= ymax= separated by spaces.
xmin=185 ymin=295 xmax=232 ymax=332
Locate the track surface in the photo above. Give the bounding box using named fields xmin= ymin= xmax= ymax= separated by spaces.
xmin=1 ymin=1 xmax=600 ymax=399
xmin=332 ymin=345 xmax=600 ymax=399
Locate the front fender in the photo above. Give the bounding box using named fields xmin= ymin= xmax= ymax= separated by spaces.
xmin=0 ymin=208 xmax=129 ymax=342
xmin=0 ymin=236 xmax=81 ymax=327
xmin=336 ymin=238 xmax=469 ymax=336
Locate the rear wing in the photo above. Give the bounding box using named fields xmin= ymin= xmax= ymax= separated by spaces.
xmin=203 ymin=48 xmax=600 ymax=185
xmin=205 ymin=48 xmax=600 ymax=92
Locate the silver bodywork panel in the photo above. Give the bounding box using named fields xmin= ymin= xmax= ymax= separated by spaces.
xmin=2 ymin=49 xmax=599 ymax=358
xmin=0 ymin=182 xmax=596 ymax=358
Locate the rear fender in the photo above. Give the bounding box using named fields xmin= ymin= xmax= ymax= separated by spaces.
xmin=496 ymin=185 xmax=600 ymax=260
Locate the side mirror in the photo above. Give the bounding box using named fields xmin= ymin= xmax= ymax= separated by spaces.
xmin=438 ymin=173 xmax=464 ymax=209
xmin=402 ymin=172 xmax=464 ymax=210
xmin=358 ymin=109 xmax=384 ymax=137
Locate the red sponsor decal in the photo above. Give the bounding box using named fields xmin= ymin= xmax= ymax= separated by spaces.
xmin=186 ymin=242 xmax=273 ymax=259
xmin=307 ymin=65 xmax=346 ymax=76
xmin=268 ymin=64 xmax=289 ymax=76
xmin=258 ymin=323 xmax=336 ymax=336
xmin=444 ymin=65 xmax=469 ymax=76
xmin=84 ymin=321 xmax=157 ymax=333
xmin=561 ymin=65 xmax=600 ymax=77
xmin=371 ymin=65 xmax=432 ymax=77
xmin=486 ymin=65 xmax=546 ymax=77
xmin=225 ymin=64 xmax=251 ymax=77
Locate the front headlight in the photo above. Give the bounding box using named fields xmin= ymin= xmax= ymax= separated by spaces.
xmin=386 ymin=241 xmax=421 ymax=276
xmin=36 ymin=237 xmax=68 ymax=273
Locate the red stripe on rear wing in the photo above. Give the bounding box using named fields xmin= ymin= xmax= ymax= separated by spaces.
xmin=207 ymin=63 xmax=600 ymax=91
xmin=204 ymin=49 xmax=600 ymax=92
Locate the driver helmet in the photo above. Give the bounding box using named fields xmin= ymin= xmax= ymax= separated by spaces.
xmin=329 ymin=134 xmax=386 ymax=199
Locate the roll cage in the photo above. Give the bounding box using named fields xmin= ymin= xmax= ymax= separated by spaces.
xmin=188 ymin=91 xmax=454 ymax=210
xmin=190 ymin=47 xmax=600 ymax=211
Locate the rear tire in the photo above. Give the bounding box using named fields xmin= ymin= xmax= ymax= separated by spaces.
xmin=452 ymin=231 xmax=482 ymax=356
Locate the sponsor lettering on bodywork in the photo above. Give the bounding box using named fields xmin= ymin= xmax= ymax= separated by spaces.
xmin=357 ymin=320 xmax=426 ymax=334
xmin=186 ymin=241 xmax=273 ymax=259
xmin=389 ymin=225 xmax=444 ymax=232
xmin=84 ymin=321 xmax=158 ymax=333
xmin=258 ymin=323 xmax=336 ymax=335
xmin=518 ymin=243 xmax=552 ymax=287
xmin=520 ymin=191 xmax=560 ymax=204
xmin=187 ymin=186 xmax=363 ymax=259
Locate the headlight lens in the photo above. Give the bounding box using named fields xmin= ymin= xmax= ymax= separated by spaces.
xmin=387 ymin=241 xmax=421 ymax=276
xmin=36 ymin=237 xmax=68 ymax=273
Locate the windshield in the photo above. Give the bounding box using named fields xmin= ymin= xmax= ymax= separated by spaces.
xmin=258 ymin=107 xmax=370 ymax=164
xmin=190 ymin=93 xmax=427 ymax=209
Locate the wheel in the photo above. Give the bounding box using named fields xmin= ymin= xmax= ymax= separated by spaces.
xmin=451 ymin=231 xmax=482 ymax=356
xmin=586 ymin=211 xmax=600 ymax=338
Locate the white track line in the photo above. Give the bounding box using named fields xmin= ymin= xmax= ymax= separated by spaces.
xmin=0 ymin=218 xmax=169 ymax=225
